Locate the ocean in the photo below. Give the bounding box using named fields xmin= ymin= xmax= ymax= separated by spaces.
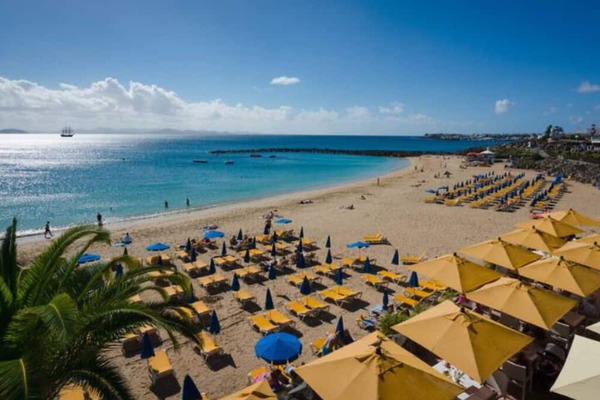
xmin=0 ymin=133 xmax=503 ymax=235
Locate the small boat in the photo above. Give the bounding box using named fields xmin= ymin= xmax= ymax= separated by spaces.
xmin=60 ymin=126 xmax=74 ymax=137
xmin=224 ymin=160 xmax=234 ymax=165
xmin=268 ymin=155 xmax=277 ymax=158
xmin=250 ymin=154 xmax=262 ymax=158
xmin=193 ymin=159 xmax=208 ymax=164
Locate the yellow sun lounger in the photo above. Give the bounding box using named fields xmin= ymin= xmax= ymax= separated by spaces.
xmin=234 ymin=289 xmax=256 ymax=307
xmin=59 ymin=385 xmax=101 ymax=400
xmin=377 ymin=270 xmax=406 ymax=284
xmin=363 ymin=274 xmax=388 ymax=289
xmin=313 ymin=263 xmax=343 ymax=277
xmin=236 ymin=265 xmax=262 ymax=281
xmin=401 ymin=253 xmax=427 ymax=265
xmin=319 ymin=288 xmax=349 ymax=305
xmin=163 ymin=285 xmax=184 ymax=300
xmin=265 ymin=310 xmax=296 ymax=328
xmin=195 ymin=331 xmax=224 ymax=360
xmin=330 ymin=285 xmax=362 ymax=299
xmin=420 ymin=281 xmax=447 ymax=292
xmin=362 ymin=233 xmax=387 ymax=244
xmin=404 ymin=287 xmax=433 ymax=300
xmin=394 ymin=294 xmax=420 ymax=308
xmin=177 ymin=301 xmax=211 ymax=322
xmin=182 ymin=260 xmax=209 ymax=275
xmin=287 ymin=272 xmax=321 ymax=287
xmin=285 ymin=300 xmax=315 ymax=320
xmin=249 ymin=315 xmax=280 ymax=335
xmin=310 ymin=337 xmax=326 ymax=356
xmin=300 ymin=295 xmax=330 ymax=314
xmin=120 ymin=333 xmax=141 ymax=355
xmin=197 ymin=274 xmax=227 ymax=290
xmin=148 ymin=349 xmax=174 ymax=385
xmin=175 ymin=250 xmax=189 ymax=261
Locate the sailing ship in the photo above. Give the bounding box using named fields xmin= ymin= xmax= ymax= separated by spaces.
xmin=61 ymin=126 xmax=74 ymax=137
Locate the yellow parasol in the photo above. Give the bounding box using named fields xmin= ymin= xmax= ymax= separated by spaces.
xmin=458 ymin=238 xmax=541 ymax=271
xmin=392 ymin=301 xmax=532 ymax=382
xmin=466 ymin=277 xmax=577 ymax=329
xmin=219 ymin=380 xmax=276 ymax=400
xmin=518 ymin=256 xmax=600 ymax=297
xmin=516 ymin=216 xmax=583 ymax=238
xmin=408 ymin=253 xmax=501 ymax=293
xmin=500 ymin=228 xmax=566 ymax=253
xmin=547 ymin=208 xmax=600 ymax=227
xmin=295 ymin=331 xmax=463 ymax=400
xmin=579 ymin=233 xmax=600 ymax=245
xmin=553 ymin=240 xmax=600 ymax=270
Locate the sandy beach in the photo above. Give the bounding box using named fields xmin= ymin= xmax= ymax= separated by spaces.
xmin=15 ymin=155 xmax=600 ymax=399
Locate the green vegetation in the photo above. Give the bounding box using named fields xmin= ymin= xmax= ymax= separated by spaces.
xmin=0 ymin=219 xmax=200 ymax=400
xmin=376 ymin=311 xmax=410 ymax=336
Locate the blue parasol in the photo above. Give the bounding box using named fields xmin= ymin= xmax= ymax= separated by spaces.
xmin=275 ymin=218 xmax=292 ymax=224
xmin=325 ymin=249 xmax=333 ymax=264
xmin=325 ymin=235 xmax=331 ymax=248
xmin=299 ymin=226 xmax=304 ymax=238
xmin=425 ymin=189 xmax=437 ymax=194
xmin=230 ymin=274 xmax=240 ymax=291
xmin=185 ymin=238 xmax=192 ymax=253
xmin=264 ymin=288 xmax=274 ymax=310
xmin=244 ymin=249 xmax=251 ymax=263
xmin=237 ymin=229 xmax=243 ymax=241
xmin=270 ymin=243 xmax=277 ymax=257
xmin=208 ymin=258 xmax=216 ymax=274
xmin=209 ymin=311 xmax=221 ymax=335
xmin=391 ymin=249 xmax=399 ymax=266
xmin=271 ymin=232 xmax=279 ymax=243
xmin=268 ymin=265 xmax=277 ymax=280
xmin=300 ymin=276 xmax=311 ymax=295
xmin=221 ymin=242 xmax=227 ymax=256
xmin=296 ymin=252 xmax=305 ymax=269
xmin=190 ymin=248 xmax=197 ymax=263
xmin=363 ymin=257 xmax=372 ymax=274
xmin=77 ymin=253 xmax=101 ymax=264
xmin=346 ymin=241 xmax=370 ymax=249
xmin=255 ymin=332 xmax=302 ymax=365
xmin=204 ymin=230 xmax=225 ymax=239
xmin=334 ymin=269 xmax=343 ymax=285
xmin=140 ymin=332 xmax=155 ymax=359
xmin=252 ymin=236 xmax=257 ymax=249
xmin=297 ymin=240 xmax=303 ymax=253
xmin=335 ymin=316 xmax=344 ymax=334
xmin=408 ymin=271 xmax=419 ymax=288
xmin=182 ymin=374 xmax=202 ymax=400
xmin=146 ymin=242 xmax=170 ymax=252
xmin=383 ymin=290 xmax=389 ymax=310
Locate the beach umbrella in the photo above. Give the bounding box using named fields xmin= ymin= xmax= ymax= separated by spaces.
xmin=587 ymin=321 xmax=600 ymax=335
xmin=325 ymin=249 xmax=333 ymax=264
xmin=264 ymin=288 xmax=274 ymax=311
xmin=146 ymin=242 xmax=170 ymax=251
xmin=190 ymin=248 xmax=197 ymax=263
xmin=466 ymin=277 xmax=578 ymax=330
xmin=271 ymin=232 xmax=278 ymax=243
xmin=219 ymin=380 xmax=276 ymax=400
xmin=297 ymin=240 xmax=303 ymax=253
xmin=209 ymin=311 xmax=221 ymax=335
xmin=123 ymin=247 xmax=128 ymax=256
xmin=77 ymin=253 xmax=101 ymax=264
xmin=335 ymin=316 xmax=345 ymax=334
xmin=300 ymin=276 xmax=311 ymax=295
xmin=408 ymin=271 xmax=419 ymax=288
xmin=325 ymin=235 xmax=331 ymax=248
xmin=516 ymin=216 xmax=583 ymax=238
xmin=237 ymin=229 xmax=243 ymax=240
xmin=295 ymin=331 xmax=462 ymax=400
xmin=186 ymin=238 xmax=192 ymax=253
xmin=500 ymin=228 xmax=566 ymax=253
xmin=363 ymin=257 xmax=372 ymax=274
xmin=243 ymin=249 xmax=251 ymax=263
xmin=140 ymin=333 xmax=155 ymax=359
xmin=296 ymin=252 xmax=306 ymax=269
xmin=255 ymin=332 xmax=302 ymax=365
xmin=519 ymin=256 xmax=600 ymax=297
xmin=551 ymin=335 xmax=600 ymax=399
xmin=458 ymin=238 xmax=541 ymax=271
xmin=252 ymin=236 xmax=257 ymax=249
xmin=270 ymin=243 xmax=277 ymax=257
xmin=334 ymin=269 xmax=343 ymax=285
xmin=115 ymin=264 xmax=123 ymax=278
xmin=221 ymin=242 xmax=227 ymax=256
xmin=553 ymin=240 xmax=600 ymax=270
xmin=268 ymin=265 xmax=277 ymax=280
xmin=208 ymin=258 xmax=216 ymax=274
xmin=346 ymin=241 xmax=370 ymax=249
xmin=204 ymin=230 xmax=225 ymax=239
xmin=275 ymin=218 xmax=292 ymax=224
xmin=182 ymin=374 xmax=202 ymax=400
xmin=408 ymin=253 xmax=501 ymax=293
xmin=299 ymin=226 xmax=304 ymax=238
xmin=392 ymin=301 xmax=533 ymax=382
xmin=580 ymin=233 xmax=600 ymax=245
xmin=547 ymin=208 xmax=600 ymax=227
xmin=382 ymin=290 xmax=389 ymax=310
xmin=230 ymin=274 xmax=240 ymax=292
xmin=391 ymin=249 xmax=399 ymax=266
xmin=425 ymin=189 xmax=437 ymax=194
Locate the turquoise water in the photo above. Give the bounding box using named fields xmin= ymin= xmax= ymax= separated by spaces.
xmin=0 ymin=133 xmax=502 ymax=234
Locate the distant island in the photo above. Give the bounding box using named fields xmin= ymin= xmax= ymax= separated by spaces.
xmin=424 ymin=133 xmax=529 ymax=141
xmin=0 ymin=128 xmax=28 ymax=133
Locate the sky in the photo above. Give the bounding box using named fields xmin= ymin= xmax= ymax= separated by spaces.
xmin=0 ymin=0 xmax=598 ymax=135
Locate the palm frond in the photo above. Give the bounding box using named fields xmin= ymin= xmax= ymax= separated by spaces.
xmin=0 ymin=357 xmax=43 ymax=400
xmin=0 ymin=218 xmax=19 ymax=296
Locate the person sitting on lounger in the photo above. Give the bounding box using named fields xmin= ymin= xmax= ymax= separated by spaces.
xmin=229 ymin=235 xmax=238 ymax=248
xmin=267 ymin=369 xmax=289 ymax=393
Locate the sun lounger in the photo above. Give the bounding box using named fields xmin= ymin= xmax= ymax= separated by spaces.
xmin=401 ymin=253 xmax=427 ymax=265
xmin=330 ymin=285 xmax=362 ymax=299
xmin=377 ymin=270 xmax=406 ymax=284
xmin=177 ymin=301 xmax=211 ymax=322
xmin=197 ymin=274 xmax=227 ymax=290
xmin=212 ymin=255 xmax=239 ymax=268
xmin=175 ymin=250 xmax=189 ymax=262
xmin=319 ymin=288 xmax=348 ymax=306
xmin=163 ymin=285 xmax=184 ymax=300
xmin=249 ymin=315 xmax=280 ymax=335
xmin=120 ymin=333 xmax=141 ymax=355
xmin=195 ymin=331 xmax=224 ymax=361
xmin=234 ymin=289 xmax=256 ymax=307
xmin=59 ymin=385 xmax=100 ymax=400
xmin=287 ymin=272 xmax=321 ymax=286
xmin=394 ymin=294 xmax=420 ymax=308
xmin=310 ymin=337 xmax=326 ymax=356
xmin=148 ymin=349 xmax=174 ymax=385
xmin=255 ymin=234 xmax=272 ymax=244
xmin=286 ymin=300 xmax=315 ymax=320
xmin=362 ymin=233 xmax=387 ymax=244
xmin=420 ymin=281 xmax=447 ymax=292
xmin=247 ymin=366 xmax=270 ymax=384
xmin=363 ymin=274 xmax=388 ymax=289
xmin=182 ymin=260 xmax=209 ymax=275
xmin=404 ymin=287 xmax=433 ymax=300
xmin=136 ymin=324 xmax=159 ymax=338
xmin=313 ymin=263 xmax=343 ymax=277
xmin=265 ymin=309 xmax=296 ymax=328
xmin=236 ymin=265 xmax=262 ymax=281
xmin=300 ymin=295 xmax=330 ymax=314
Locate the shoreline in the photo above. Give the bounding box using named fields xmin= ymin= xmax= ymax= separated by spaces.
xmin=16 ymin=157 xmax=415 ymax=245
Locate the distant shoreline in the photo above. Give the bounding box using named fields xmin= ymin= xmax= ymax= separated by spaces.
xmin=211 ymin=148 xmax=449 ymax=157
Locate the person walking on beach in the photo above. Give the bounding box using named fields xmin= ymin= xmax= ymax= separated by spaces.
xmin=186 ymin=198 xmax=190 ymax=207
xmin=164 ymin=200 xmax=169 ymax=209
xmin=97 ymin=212 xmax=103 ymax=227
xmin=44 ymin=221 xmax=53 ymax=239
xmin=377 ymin=177 xmax=380 ymax=185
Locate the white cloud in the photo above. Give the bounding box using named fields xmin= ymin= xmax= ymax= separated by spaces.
xmin=494 ymin=99 xmax=513 ymax=114
xmin=576 ymin=81 xmax=600 ymax=93
xmin=379 ymin=102 xmax=404 ymax=114
xmin=270 ymin=76 xmax=300 ymax=86
xmin=0 ymin=76 xmax=442 ymax=134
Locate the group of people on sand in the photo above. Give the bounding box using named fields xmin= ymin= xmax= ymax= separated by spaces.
xmin=229 ymin=234 xmax=254 ymax=251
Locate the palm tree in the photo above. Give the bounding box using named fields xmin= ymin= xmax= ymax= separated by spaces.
xmin=0 ymin=218 xmax=201 ymax=400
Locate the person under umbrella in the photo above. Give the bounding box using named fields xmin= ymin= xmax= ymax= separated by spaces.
xmin=182 ymin=374 xmax=202 ymax=400
xmin=271 ymin=232 xmax=279 ymax=243
xmin=325 ymin=249 xmax=333 ymax=264
xmin=391 ymin=249 xmax=399 ymax=266
xmin=264 ymin=288 xmax=275 ymax=311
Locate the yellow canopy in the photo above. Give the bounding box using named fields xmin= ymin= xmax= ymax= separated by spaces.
xmin=466 ymin=277 xmax=577 ymax=330
xmin=295 ymin=331 xmax=463 ymax=400
xmin=458 ymin=238 xmax=541 ymax=271
xmin=408 ymin=253 xmax=501 ymax=293
xmin=551 ymin=335 xmax=600 ymax=399
xmin=500 ymin=228 xmax=566 ymax=253
xmin=547 ymin=208 xmax=600 ymax=227
xmin=518 ymin=256 xmax=600 ymax=297
xmin=516 ymin=216 xmax=583 ymax=238
xmin=392 ymin=300 xmax=533 ymax=382
xmin=219 ymin=380 xmax=276 ymax=400
xmin=579 ymin=233 xmax=600 ymax=245
xmin=553 ymin=240 xmax=600 ymax=270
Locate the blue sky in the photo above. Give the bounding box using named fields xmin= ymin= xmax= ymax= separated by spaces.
xmin=0 ymin=0 xmax=598 ymax=134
